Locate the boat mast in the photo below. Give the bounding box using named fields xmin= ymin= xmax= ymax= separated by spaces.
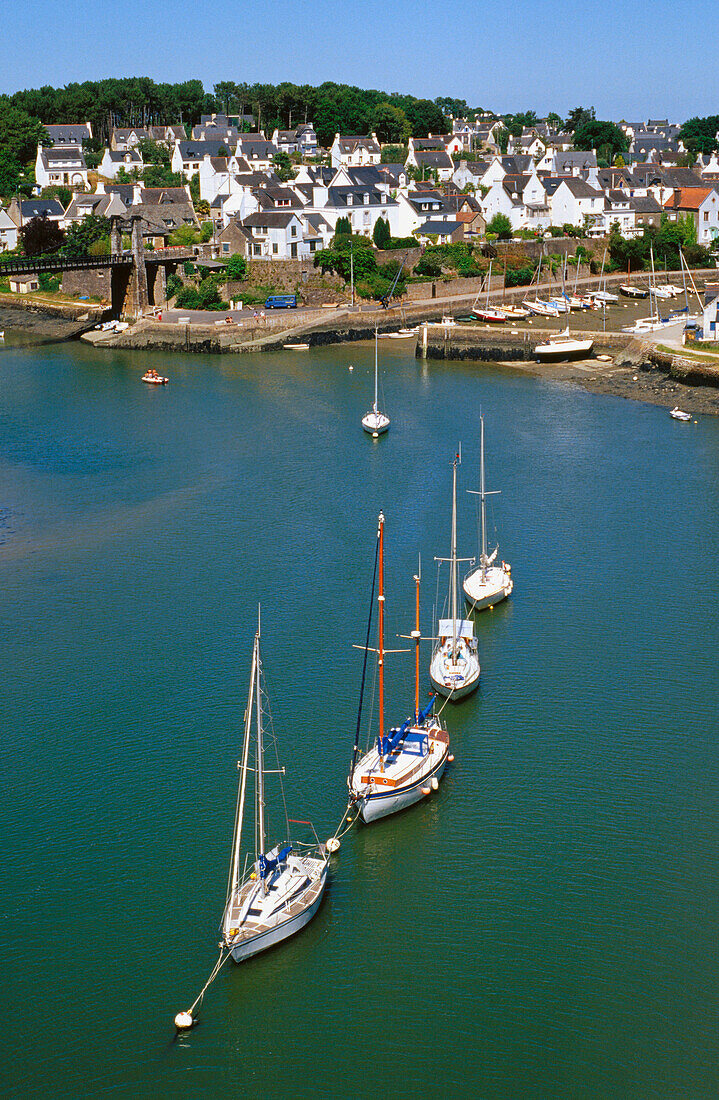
xmin=650 ymin=246 xmax=657 ymax=323
xmin=373 ymin=328 xmax=379 ymax=414
xmin=485 ymin=259 xmax=492 ymax=310
xmin=480 ymin=417 xmax=487 ymax=578
xmin=451 ymin=455 xmax=458 ymax=660
xmin=378 ymin=511 xmax=385 ymax=750
xmin=413 ymin=561 xmax=421 ymax=721
xmin=226 ymin=634 xmax=257 ymax=904
xmin=255 ymin=625 xmax=266 ymax=895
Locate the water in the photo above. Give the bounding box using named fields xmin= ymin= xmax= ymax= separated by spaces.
xmin=1 ymin=337 xmax=718 ymax=1098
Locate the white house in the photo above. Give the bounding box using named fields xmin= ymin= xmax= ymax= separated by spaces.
xmin=330 ymin=134 xmax=381 ymax=169
xmin=44 ymin=122 xmax=92 ymax=145
xmin=395 ymin=189 xmax=449 ymax=236
xmin=663 ymin=187 xmax=719 ymax=244
xmin=549 ymin=178 xmax=604 ymax=229
xmin=0 ymin=208 xmax=18 ymax=250
xmin=110 ymin=127 xmax=150 ymax=151
xmin=405 ymin=138 xmax=454 ymax=181
xmin=35 ymin=145 xmax=88 ymax=189
xmin=241 ymin=211 xmax=309 ymax=259
xmin=99 ymin=148 xmax=143 ymax=180
xmin=236 ymin=136 xmax=279 ymax=172
xmin=172 ymin=140 xmax=237 ymax=179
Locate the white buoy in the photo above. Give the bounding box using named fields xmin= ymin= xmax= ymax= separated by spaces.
xmin=349 ymin=365 xmax=353 ymax=371
xmin=326 ymin=837 xmax=341 ymax=853
xmin=175 ymin=1011 xmax=194 ymax=1030
xmin=372 ymin=431 xmax=378 ymax=438
xmin=430 ymin=777 xmax=439 ymax=791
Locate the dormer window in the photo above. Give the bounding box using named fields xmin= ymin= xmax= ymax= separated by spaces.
xmin=347 ymin=195 xmax=353 ymax=206
xmin=364 ymin=193 xmax=369 ymax=204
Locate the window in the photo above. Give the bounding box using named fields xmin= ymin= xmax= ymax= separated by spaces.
xmin=222 ymin=242 xmax=230 ymax=253
xmin=347 ymin=195 xmax=353 ymax=206
xmin=253 ymin=244 xmax=261 ymax=256
xmin=273 ymin=243 xmax=278 ymax=253
xmin=291 ymin=225 xmax=297 ymax=237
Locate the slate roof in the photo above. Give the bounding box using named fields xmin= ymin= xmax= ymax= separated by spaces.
xmin=237 ymin=139 xmax=279 ymax=159
xmin=336 ymin=135 xmax=381 ymax=154
xmin=630 ymin=196 xmax=662 ymax=214
xmin=412 ymin=150 xmax=453 ymax=169
xmin=559 ymin=178 xmax=603 ymax=198
xmin=40 ymin=146 xmax=86 ymax=168
xmin=105 ymin=149 xmax=142 ymax=163
xmin=44 ymin=124 xmax=91 ymax=145
xmin=21 ymin=199 xmax=65 ymax=218
xmin=139 ymin=187 xmax=192 ymax=205
xmin=242 ymin=211 xmax=299 ymax=228
xmin=417 ymin=219 xmax=462 ymax=235
xmin=178 ymin=140 xmax=234 ymax=160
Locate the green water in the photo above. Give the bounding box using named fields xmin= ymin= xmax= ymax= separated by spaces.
xmin=1 ymin=338 xmax=718 ymax=1098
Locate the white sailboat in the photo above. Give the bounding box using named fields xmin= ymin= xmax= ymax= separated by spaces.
xmin=349 ymin=514 xmax=450 ymax=822
xmin=430 ymin=454 xmax=480 ymax=700
xmin=221 ymin=621 xmax=329 ymax=963
xmin=463 ymin=416 xmax=513 ymax=612
xmin=361 ymin=330 xmax=390 ymax=436
xmin=534 ymin=261 xmax=594 ymax=362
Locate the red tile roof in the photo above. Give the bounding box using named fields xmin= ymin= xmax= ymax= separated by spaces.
xmin=663 ymin=187 xmax=715 ymax=210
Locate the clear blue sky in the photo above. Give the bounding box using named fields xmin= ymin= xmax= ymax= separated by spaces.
xmin=2 ymin=0 xmax=716 ymax=122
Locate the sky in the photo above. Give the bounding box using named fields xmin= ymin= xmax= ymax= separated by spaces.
xmin=1 ymin=0 xmax=717 ymax=122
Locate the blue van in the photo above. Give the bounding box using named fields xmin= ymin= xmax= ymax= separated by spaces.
xmin=264 ymin=294 xmax=297 ymax=309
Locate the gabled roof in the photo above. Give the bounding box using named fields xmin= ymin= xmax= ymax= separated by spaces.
xmin=412 ymin=150 xmax=453 ymax=168
xmin=139 ymin=187 xmax=192 ymax=206
xmin=177 ymin=140 xmax=233 ymax=159
xmin=630 ymin=195 xmax=662 ymax=214
xmin=105 ymin=149 xmax=142 ymax=163
xmin=335 ymin=135 xmax=381 ymax=154
xmin=417 ymin=219 xmax=462 ymax=235
xmin=558 ymin=178 xmax=602 ymax=198
xmin=21 ymin=199 xmax=65 ymax=217
xmin=663 ymin=187 xmax=715 ymax=210
xmin=242 ymin=211 xmax=299 ymax=228
xmin=237 ymin=138 xmax=279 ymax=159
xmin=44 ymin=123 xmax=91 ymax=145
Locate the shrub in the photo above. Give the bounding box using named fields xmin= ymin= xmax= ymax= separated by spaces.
xmin=200 ymin=221 xmax=214 ymax=242
xmin=486 ymin=213 xmax=512 ymax=239
xmin=166 ymin=273 xmax=183 ymax=298
xmin=175 ymin=285 xmax=201 ymax=309
xmin=225 ymin=253 xmax=247 ymax=279
xmin=505 ymin=263 xmax=535 ymax=287
xmin=38 ymin=273 xmax=61 ymax=292
xmin=373 ymin=217 xmax=391 ymax=248
xmin=414 ymin=253 xmax=442 ymax=277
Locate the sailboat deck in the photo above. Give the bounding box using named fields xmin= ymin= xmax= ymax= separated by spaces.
xmin=224 ymin=855 xmax=326 ymax=941
xmin=356 ymin=727 xmax=448 ymax=790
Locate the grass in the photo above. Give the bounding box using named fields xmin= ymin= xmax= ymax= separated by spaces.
xmin=656 ymin=343 xmax=719 ymax=364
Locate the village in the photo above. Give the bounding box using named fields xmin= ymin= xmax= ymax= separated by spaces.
xmin=2 ymin=104 xmax=719 ymax=346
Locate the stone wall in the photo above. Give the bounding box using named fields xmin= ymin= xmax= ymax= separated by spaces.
xmin=61 ymin=268 xmax=112 ymax=302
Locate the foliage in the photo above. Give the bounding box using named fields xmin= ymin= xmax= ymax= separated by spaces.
xmin=200 ymin=221 xmax=214 ymax=242
xmin=195 ymin=199 xmax=210 ymax=216
xmin=679 ymin=116 xmax=719 ymax=155
xmin=486 ymin=213 xmax=512 ymax=239
xmin=168 ymin=223 xmax=200 ymax=246
xmin=380 ymin=144 xmax=408 ymax=164
xmin=41 ymin=184 xmax=71 ymax=207
xmin=495 ymin=126 xmax=509 ymax=154
xmin=564 ymin=106 xmax=595 ymax=131
xmin=504 ymin=263 xmax=535 ymax=287
xmin=20 ymin=215 xmax=65 ymax=256
xmin=367 ymin=102 xmax=410 ymax=144
xmin=573 ymin=119 xmax=628 ymax=162
xmin=334 ymin=216 xmax=351 ymax=237
xmin=142 ymin=164 xmax=184 ymax=188
xmin=314 ymin=232 xmax=376 ymax=280
xmin=189 ymin=174 xmax=200 ymax=202
xmin=382 ymin=235 xmax=418 ymax=250
xmin=372 ymin=217 xmax=391 ymax=248
xmin=225 ymin=253 xmax=247 ymax=279
xmin=166 ymin=272 xmax=183 ymax=298
xmin=355 ymin=269 xmax=405 ymax=300
xmin=174 ymin=284 xmax=201 ymax=308
xmin=61 ymin=213 xmax=111 ymax=258
xmin=273 ymin=151 xmax=293 ymax=181
xmin=38 ymin=272 xmax=61 ymax=292
xmin=137 ymin=138 xmax=170 ymax=166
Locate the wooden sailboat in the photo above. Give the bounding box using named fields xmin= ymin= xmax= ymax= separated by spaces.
xmin=221 ymin=620 xmax=329 ymax=962
xmin=349 ymin=514 xmax=450 ymax=822
xmin=361 ymin=329 xmax=390 ymax=436
xmin=430 ymin=454 xmax=480 ymax=700
xmin=463 ymin=416 xmax=513 ymax=611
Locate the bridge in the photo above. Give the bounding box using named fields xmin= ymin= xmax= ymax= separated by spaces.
xmin=0 ymin=212 xmax=199 ymax=317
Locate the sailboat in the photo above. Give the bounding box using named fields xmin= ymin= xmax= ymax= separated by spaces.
xmin=348 ymin=514 xmax=450 ymax=822
xmin=430 ymin=454 xmax=480 ymax=700
xmin=221 ymin=620 xmax=329 ymax=963
xmin=523 ymin=253 xmax=561 ymax=317
xmin=463 ymin=416 xmax=513 ymax=612
xmin=534 ymin=262 xmax=594 ymax=362
xmin=620 ymin=260 xmax=649 ymax=299
xmin=472 ymin=260 xmax=506 ymax=323
xmin=591 ymin=248 xmax=618 ymax=304
xmin=361 ymin=329 xmax=390 ymax=436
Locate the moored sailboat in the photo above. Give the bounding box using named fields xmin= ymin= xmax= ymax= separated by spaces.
xmin=463 ymin=416 xmax=513 ymax=612
xmin=348 ymin=514 xmax=450 ymax=823
xmin=221 ymin=621 xmax=329 ymax=962
xmin=362 ymin=329 xmax=390 ymax=436
xmin=430 ymin=454 xmax=480 ymax=700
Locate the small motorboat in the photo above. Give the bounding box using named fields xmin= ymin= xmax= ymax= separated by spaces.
xmin=620 ymin=284 xmax=649 ymax=299
xmin=142 ymin=370 xmax=168 ymax=385
xmin=388 ymin=329 xmax=416 ymax=339
xmin=670 ymin=407 xmax=692 ymax=422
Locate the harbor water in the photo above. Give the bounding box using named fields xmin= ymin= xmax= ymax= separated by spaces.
xmin=1 ymin=336 xmax=718 ymax=1097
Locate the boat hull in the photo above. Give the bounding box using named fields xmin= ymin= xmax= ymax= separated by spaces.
xmin=534 ymin=339 xmax=594 ymax=362
xmin=362 ymin=411 xmax=390 ymax=434
xmin=358 ymin=748 xmax=448 ymax=823
xmin=228 ymin=863 xmax=328 ymax=963
xmin=463 ymin=565 xmax=513 ymax=611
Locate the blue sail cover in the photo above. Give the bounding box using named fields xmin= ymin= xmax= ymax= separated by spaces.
xmin=259 ymin=844 xmax=292 ymax=878
xmin=378 ymin=717 xmax=411 ymax=757
xmin=417 ymin=694 xmax=436 ymax=724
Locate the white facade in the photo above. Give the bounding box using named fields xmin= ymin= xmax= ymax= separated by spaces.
xmin=550 ymin=180 xmax=604 ymax=228
xmin=330 ymin=134 xmax=381 ymax=169
xmin=0 ymin=208 xmax=18 ymax=250
xmin=35 ymin=145 xmax=88 ymax=189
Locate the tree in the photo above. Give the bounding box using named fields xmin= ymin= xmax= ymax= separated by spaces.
xmin=679 ymin=115 xmax=719 ymax=155
xmin=486 ymin=213 xmax=512 ymax=239
xmin=273 ymin=151 xmax=293 ymax=182
xmin=20 ymin=215 xmax=65 ymax=256
xmin=142 ymin=165 xmax=184 ymax=188
xmin=367 ymin=102 xmax=410 ymax=144
xmin=225 ymin=254 xmax=247 ymax=279
xmin=335 ymin=216 xmax=351 ymax=237
xmin=565 ymin=106 xmax=595 ymax=131
xmin=137 ymin=138 xmax=170 ymax=167
xmin=314 ymin=233 xmax=376 ymax=280
xmin=573 ymin=119 xmax=628 ymax=161
xmin=547 ymin=112 xmax=562 ymax=126
xmin=168 ymin=224 xmax=200 ymax=246
xmin=63 ymin=213 xmax=111 ymax=257
xmin=495 ymin=126 xmax=509 ymax=154
xmin=380 ymin=144 xmax=408 ymax=164
xmin=373 ymin=216 xmax=391 ymax=248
